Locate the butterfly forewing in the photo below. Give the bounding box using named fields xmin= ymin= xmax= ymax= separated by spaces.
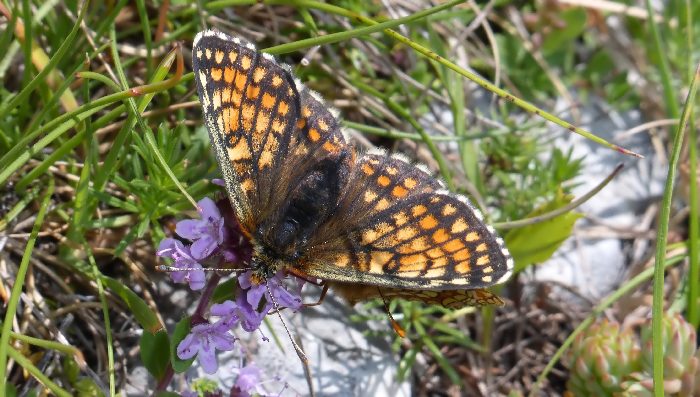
xmin=193 ymin=31 xmax=303 ymax=232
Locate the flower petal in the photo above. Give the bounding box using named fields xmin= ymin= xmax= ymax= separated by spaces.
xmin=190 ymin=234 xmax=218 ymax=259
xmin=198 ymin=197 xmax=221 ymax=221
xmin=198 ymin=338 xmax=219 ymax=374
xmin=176 ymin=332 xmax=201 ymax=360
xmin=176 ymin=219 xmax=205 ymax=240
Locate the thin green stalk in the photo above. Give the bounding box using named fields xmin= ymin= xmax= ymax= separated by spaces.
xmin=684 ymin=0 xmax=699 ymax=328
xmin=530 ymin=253 xmax=687 ymax=397
xmin=644 ymin=0 xmax=680 ymax=119
xmin=264 ymin=0 xmax=465 ymax=55
xmin=0 ymin=178 xmax=54 ymax=388
xmin=651 ymin=63 xmax=699 ymax=397
xmin=84 ymin=243 xmax=115 ymax=396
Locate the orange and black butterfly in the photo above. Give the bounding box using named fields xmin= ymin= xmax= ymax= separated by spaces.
xmin=192 ymin=30 xmax=513 ymax=309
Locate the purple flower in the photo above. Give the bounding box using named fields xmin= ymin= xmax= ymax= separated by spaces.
xmin=235 ymin=289 xmax=271 ymax=332
xmin=231 ymin=364 xmax=266 ymax=397
xmin=233 ymin=271 xmax=303 ymax=332
xmin=176 ymin=197 xmax=225 ymax=259
xmin=210 ymin=300 xmax=240 ymax=331
xmin=239 ymin=271 xmax=303 ymax=312
xmin=157 ymin=238 xmax=206 ymax=290
xmin=177 ymin=322 xmax=237 ymax=374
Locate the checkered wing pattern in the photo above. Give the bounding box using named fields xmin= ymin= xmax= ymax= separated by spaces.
xmin=303 ymin=154 xmax=513 ymax=290
xmin=193 ymin=31 xmax=352 ymax=235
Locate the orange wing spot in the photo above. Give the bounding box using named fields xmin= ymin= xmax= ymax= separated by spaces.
xmin=296 ymin=119 xmax=306 ymax=129
xmin=253 ymin=67 xmax=266 ymax=83
xmin=240 ymin=55 xmax=252 ymax=70
xmin=481 ymin=275 xmax=493 ymax=283
xmin=453 ymin=248 xmax=471 ymax=263
xmin=362 ymin=229 xmax=379 ymax=245
xmin=426 ymin=247 xmax=444 ymax=259
xmin=412 ymin=205 xmax=427 ymax=217
xmin=482 ymin=266 xmax=493 ymax=274
xmin=432 ymin=256 xmax=448 ymax=268
xmin=308 ymin=128 xmax=321 ymax=142
xmin=322 ymin=141 xmax=339 ymax=153
xmin=224 ymin=67 xmax=235 ymax=83
xmin=375 ymin=198 xmax=390 ymax=211
xmin=362 ymin=164 xmax=374 ymax=175
xmin=234 ymin=73 xmax=247 ymax=90
xmin=399 ymin=254 xmax=427 ymax=270
xmin=419 ymin=215 xmax=439 ymax=230
xmin=451 ymin=218 xmax=468 ymax=234
xmin=410 ymin=236 xmax=430 ymax=251
xmin=215 ymin=50 xmax=225 ymax=63
xmin=228 ymin=107 xmax=240 ymax=131
xmin=212 ymin=90 xmax=222 ymax=109
xmin=229 ymin=138 xmax=251 ymax=160
xmin=246 ymin=84 xmax=260 ymax=100
xmin=476 ymin=243 xmax=488 ymax=252
xmin=364 ymin=190 xmax=378 ymax=203
xmin=333 ymin=253 xmax=351 ymax=267
xmin=476 ymin=256 xmax=490 ymax=266
xmin=241 ymin=103 xmax=255 ymax=122
xmin=261 ymin=92 xmax=276 ymax=109
xmin=392 ymin=211 xmax=409 ymax=226
xmin=255 ymin=112 xmax=270 ymax=134
xmin=442 ymin=204 xmax=457 ymax=216
xmin=222 ymin=87 xmax=232 ymax=103
xmin=271 ymin=118 xmax=286 ymax=134
xmin=443 ymin=239 xmax=465 ymax=253
xmin=424 ymin=267 xmax=446 ymax=278
xmin=396 ymin=226 xmax=418 ymax=242
xmin=241 ymin=178 xmax=254 ymax=193
xmin=317 ymin=118 xmax=329 ymax=131
xmin=430 ymin=196 xmax=442 ymax=204
xmin=404 ymin=178 xmax=417 ymax=188
xmin=211 ymin=67 xmax=223 ymax=81
xmin=205 ymin=48 xmax=212 ymax=59
xmin=368 ymin=158 xmax=381 ymax=165
xmin=221 ymin=107 xmax=231 ymax=132
xmin=465 ymin=232 xmax=480 ymax=242
xmin=432 ymin=228 xmax=450 ymax=244
xmin=258 ymin=150 xmax=274 ymax=168
xmin=370 ymin=251 xmax=393 ymax=273
xmin=392 ymin=185 xmax=408 ymax=198
xmin=386 ymin=166 xmax=398 ymax=176
xmin=278 ymin=101 xmax=289 ymax=116
xmin=271 ymin=74 xmax=283 ymax=87
xmin=377 ymin=175 xmax=391 ymax=187
xmin=302 ymin=106 xmax=312 ymax=118
xmin=231 ymin=90 xmax=242 ymax=107
xmin=228 ymin=51 xmax=238 ymax=63
xmin=455 ymin=260 xmax=471 ymax=273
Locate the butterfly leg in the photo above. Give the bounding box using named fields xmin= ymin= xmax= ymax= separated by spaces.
xmin=302 ymin=283 xmax=329 ymax=307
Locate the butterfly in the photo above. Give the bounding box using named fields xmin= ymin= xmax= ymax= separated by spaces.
xmin=192 ymin=30 xmax=513 ymax=310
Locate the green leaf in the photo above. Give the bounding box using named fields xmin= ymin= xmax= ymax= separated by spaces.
xmin=171 ymin=316 xmax=195 ymax=373
xmin=504 ymin=192 xmax=582 ymax=271
xmin=100 ymin=276 xmax=161 ymax=333
xmin=140 ymin=330 xmax=170 ymax=380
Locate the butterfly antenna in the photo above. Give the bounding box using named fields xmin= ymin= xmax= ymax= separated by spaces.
xmin=377 ymin=288 xmax=406 ymax=338
xmin=157 ymin=265 xmax=255 ymax=272
xmin=264 ymin=283 xmax=315 ymax=397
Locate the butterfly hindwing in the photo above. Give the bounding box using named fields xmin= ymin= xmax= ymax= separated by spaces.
xmin=303 ymin=155 xmax=513 ymax=290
